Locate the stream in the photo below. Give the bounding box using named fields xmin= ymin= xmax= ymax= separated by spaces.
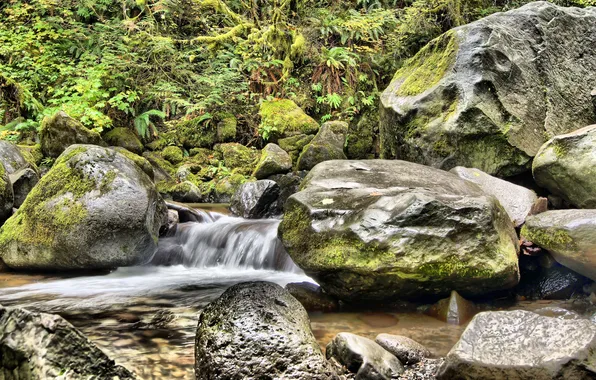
xmin=0 ymin=206 xmax=590 ymax=379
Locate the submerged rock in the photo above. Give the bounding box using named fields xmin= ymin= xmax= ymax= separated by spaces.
xmin=374 ymin=334 xmax=431 ymax=365
xmin=285 ymin=282 xmax=339 ymax=312
xmin=532 ymin=125 xmax=596 ymax=208
xmin=0 ymin=306 xmax=135 ymax=379
xmin=252 ymin=143 xmax=292 ymax=179
xmin=297 ymin=121 xmax=348 ymax=171
xmin=450 ymin=166 xmax=537 ymax=227
xmin=326 ymin=332 xmax=404 ymax=380
xmin=427 ymin=290 xmax=477 ymax=325
xmin=9 ymin=168 xmax=39 ymax=208
xmin=0 ymin=145 xmax=167 ymax=271
xmin=195 ymin=281 xmax=338 ymax=379
xmin=39 ymin=111 xmax=104 ymax=158
xmin=522 ymin=210 xmax=596 ymax=281
xmin=103 ymin=127 xmax=143 ymax=154
xmin=279 ymin=160 xmax=520 ymax=302
xmin=380 ymin=2 xmax=596 ymax=176
xmin=437 ymin=310 xmax=596 ymax=379
xmin=229 ymin=180 xmax=280 ymax=218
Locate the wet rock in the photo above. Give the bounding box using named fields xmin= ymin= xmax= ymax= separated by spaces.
xmin=533 ymin=125 xmax=596 ymax=208
xmin=437 ymin=310 xmax=596 ymax=379
xmin=253 ymin=143 xmax=292 ymax=179
xmin=398 ymin=358 xmax=444 ymax=380
xmin=533 ymin=307 xmax=582 ymax=320
xmin=0 ymin=145 xmax=167 ymax=271
xmin=229 ymin=180 xmax=280 ymax=218
xmin=9 ymin=168 xmax=39 ymax=208
xmin=169 ymin=181 xmax=203 ymax=203
xmin=427 ymin=291 xmax=476 ymax=325
xmin=380 ymin=2 xmax=596 ymax=177
xmin=521 ymin=210 xmax=596 ymax=281
xmin=326 ymin=332 xmax=404 ymax=379
xmin=279 ymin=160 xmax=519 ymax=302
xmin=269 ymin=172 xmax=304 ymax=210
xmin=285 ymin=282 xmax=339 ymax=312
xmin=297 ymin=121 xmax=348 ymax=171
xmin=195 ymin=281 xmax=338 ymax=379
xmin=166 ymin=202 xmax=213 ymax=223
xmin=103 ymin=127 xmax=143 ymax=154
xmin=0 ymin=162 xmax=13 ymax=224
xmin=0 ymin=140 xmax=38 ymax=175
xmin=375 ymin=334 xmax=431 ymax=365
xmin=450 ymin=167 xmax=537 ymax=226
xmin=0 ymin=306 xmax=135 ymax=379
xmin=40 ymin=111 xmax=105 ymax=158
xmin=160 ymin=209 xmax=179 ymax=237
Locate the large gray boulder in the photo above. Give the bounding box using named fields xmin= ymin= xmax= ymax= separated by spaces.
xmin=380 ymin=2 xmax=596 ymax=177
xmin=279 ymin=160 xmax=520 ymax=302
xmin=297 ymin=121 xmax=348 ymax=171
xmin=195 ymin=281 xmax=338 ymax=379
xmin=326 ymin=332 xmax=404 ymax=380
xmin=521 ymin=210 xmax=596 ymax=281
xmin=40 ymin=111 xmax=105 ymax=158
xmin=0 ymin=145 xmax=167 ymax=271
xmin=437 ymin=310 xmax=596 ymax=379
xmin=532 ymin=125 xmax=596 ymax=208
xmin=0 ymin=306 xmax=135 ymax=379
xmin=450 ymin=166 xmax=537 ymax=227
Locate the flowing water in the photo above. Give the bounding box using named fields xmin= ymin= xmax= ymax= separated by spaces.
xmin=0 ymin=207 xmax=591 ymax=379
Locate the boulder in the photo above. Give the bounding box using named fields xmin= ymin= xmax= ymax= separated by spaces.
xmin=269 ymin=172 xmax=304 ymax=210
xmin=112 ymin=147 xmax=154 ymax=180
xmin=532 ymin=125 xmax=596 ymax=208
xmin=380 ymin=2 xmax=596 ymax=177
xmin=0 ymin=306 xmax=135 ymax=379
xmin=162 ymin=145 xmax=184 ymax=165
xmin=216 ymin=112 xmax=237 ymax=142
xmin=9 ymin=168 xmax=39 ymax=208
xmin=103 ymin=127 xmax=143 ymax=154
xmin=143 ymin=151 xmax=176 ymax=182
xmin=0 ymin=140 xmax=38 ymax=175
xmin=278 ymin=134 xmax=314 ymax=164
xmin=195 ymin=281 xmax=338 ymax=380
xmin=252 ymin=143 xmax=292 ymax=179
xmin=285 ymin=282 xmax=339 ymax=312
xmin=259 ymin=99 xmax=319 ymax=138
xmin=279 ymin=160 xmax=520 ymax=301
xmin=214 ymin=143 xmax=259 ymax=175
xmin=229 ymin=180 xmax=280 ymax=218
xmin=346 ymin=111 xmax=376 ymax=159
xmin=427 ymin=290 xmax=477 ymax=325
xmin=176 ymin=116 xmax=217 ymax=149
xmin=374 ymin=334 xmax=431 ymax=365
xmin=450 ymin=166 xmax=537 ymax=227
xmin=212 ymin=173 xmax=251 ymax=203
xmin=297 ymin=121 xmax=348 ymax=171
xmin=437 ymin=310 xmax=596 ymax=379
xmin=0 ymin=145 xmax=167 ymax=271
xmin=0 ymin=162 xmax=13 ymax=223
xmin=169 ymin=181 xmax=203 ymax=203
xmin=326 ymin=332 xmax=404 ymax=380
xmin=39 ymin=111 xmax=104 ymax=158
xmin=521 ymin=210 xmax=596 ymax=281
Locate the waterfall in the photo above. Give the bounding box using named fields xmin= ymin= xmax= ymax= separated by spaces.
xmin=152 ymin=211 xmax=301 ymax=273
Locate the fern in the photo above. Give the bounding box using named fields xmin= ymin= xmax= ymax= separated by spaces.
xmin=134 ymin=109 xmax=166 ymax=140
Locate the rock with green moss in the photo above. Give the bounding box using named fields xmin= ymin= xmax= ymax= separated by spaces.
xmin=216 ymin=112 xmax=237 ymax=142
xmin=252 ymin=143 xmax=292 ymax=179
xmin=279 ymin=160 xmax=520 ymax=302
xmin=162 ymin=146 xmax=184 ymax=165
xmin=278 ymin=134 xmax=314 ymax=165
xmin=176 ymin=116 xmax=217 ymax=149
xmin=17 ymin=144 xmax=43 ymax=168
xmin=297 ymin=121 xmax=348 ymax=171
xmin=213 ymin=173 xmax=251 ymax=203
xmin=0 ymin=140 xmax=38 ymax=175
xmin=380 ymin=2 xmax=596 ymax=177
xmin=0 ymin=162 xmax=13 ymax=224
xmin=0 ymin=145 xmax=167 ymax=271
xmin=143 ymin=151 xmax=176 ymax=182
xmin=521 ymin=210 xmax=596 ymax=281
xmin=346 ymin=111 xmax=376 ymax=159
xmin=103 ymin=127 xmax=143 ymax=155
xmin=39 ymin=111 xmax=105 ymax=158
xmin=532 ymin=125 xmax=596 ymax=208
xmin=214 ymin=143 xmax=259 ymax=175
xmin=112 ymin=147 xmax=154 ymax=181
xmin=259 ymin=99 xmax=319 ymax=138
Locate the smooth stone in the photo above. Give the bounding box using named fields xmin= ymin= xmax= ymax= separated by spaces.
xmin=427 ymin=290 xmax=477 ymax=325
xmin=375 ymin=334 xmax=431 ymax=365
xmin=297 ymin=121 xmax=348 ymax=171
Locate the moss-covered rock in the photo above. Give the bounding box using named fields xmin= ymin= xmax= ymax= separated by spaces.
xmin=0 ymin=161 xmax=13 ymax=224
xmin=252 ymin=143 xmax=292 ymax=179
xmin=158 ymin=180 xmax=203 ymax=203
xmin=142 ymin=152 xmax=176 ymax=182
xmin=214 ymin=143 xmax=259 ymax=175
xmin=39 ymin=111 xmax=105 ymax=158
xmin=279 ymin=160 xmax=520 ymax=302
xmin=297 ymin=121 xmax=348 ymax=171
xmin=188 ymin=148 xmax=221 ymax=166
xmin=346 ymin=112 xmax=376 ymax=159
xmin=216 ymin=112 xmax=237 ymax=142
xmin=0 ymin=145 xmax=167 ymax=271
xmin=176 ymin=116 xmax=217 ymax=149
xmin=213 ymin=173 xmax=252 ymax=203
xmin=380 ymin=2 xmax=596 ymax=176
xmin=162 ymin=146 xmax=184 ymax=165
xmin=0 ymin=141 xmax=38 ymax=175
xmin=532 ymin=125 xmax=596 ymax=208
xmin=145 ymin=137 xmax=168 ymax=151
xmin=278 ymin=134 xmax=314 ymax=165
xmin=103 ymin=127 xmax=144 ymax=155
xmin=112 ymin=147 xmax=154 ymax=181
xmin=259 ymin=99 xmax=319 ymax=138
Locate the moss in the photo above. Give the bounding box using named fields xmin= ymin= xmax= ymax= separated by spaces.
xmin=145 ymin=137 xmax=168 ymax=151
xmin=259 ymin=99 xmax=319 ymax=137
xmin=0 ymin=161 xmax=7 ymax=191
xmin=17 ymin=144 xmax=43 ymax=167
xmin=215 ymin=112 xmax=237 ymax=142
xmin=393 ymin=30 xmax=458 ymax=97
xmin=39 ymin=111 xmax=104 ymax=158
xmin=143 ymin=152 xmax=177 ymax=177
xmin=103 ymin=127 xmax=143 ymax=154
xmin=214 ymin=143 xmax=259 ymax=174
xmin=112 ymin=147 xmax=154 ymax=180
xmin=176 ymin=116 xmax=217 ymax=149
xmin=521 ymin=225 xmax=576 ymax=251
xmin=162 ymin=146 xmax=184 ymax=165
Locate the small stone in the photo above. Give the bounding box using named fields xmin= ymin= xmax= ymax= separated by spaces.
xmin=375 ymin=334 xmax=431 ymax=365
xmin=427 ymin=290 xmax=477 ymax=325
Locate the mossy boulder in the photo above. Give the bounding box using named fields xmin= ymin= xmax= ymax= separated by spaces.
xmin=346 ymin=111 xmax=376 ymax=159
xmin=162 ymin=146 xmax=184 ymax=165
xmin=279 ymin=160 xmax=520 ymax=302
xmin=259 ymin=99 xmax=319 ymax=138
xmin=297 ymin=121 xmax=348 ymax=171
xmin=213 ymin=173 xmax=251 ymax=203
xmin=278 ymin=134 xmax=314 ymax=165
xmin=143 ymin=151 xmax=176 ymax=182
xmin=0 ymin=145 xmax=167 ymax=271
xmin=112 ymin=147 xmax=154 ymax=181
xmin=532 ymin=125 xmax=596 ymax=208
xmin=39 ymin=111 xmax=105 ymax=158
xmin=216 ymin=112 xmax=237 ymax=142
xmin=252 ymin=143 xmax=292 ymax=179
xmin=521 ymin=210 xmax=596 ymax=281
xmin=103 ymin=127 xmax=143 ymax=155
xmin=380 ymin=2 xmax=596 ymax=177
xmin=0 ymin=162 xmax=13 ymax=224
xmin=17 ymin=144 xmax=43 ymax=168
xmin=214 ymin=143 xmax=259 ymax=175
xmin=176 ymin=116 xmax=217 ymax=149
xmin=0 ymin=140 xmax=38 ymax=175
